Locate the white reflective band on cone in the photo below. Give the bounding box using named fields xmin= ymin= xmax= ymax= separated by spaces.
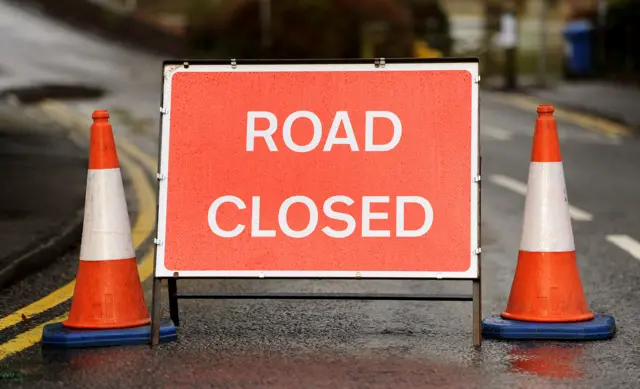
xmin=520 ymin=162 xmax=576 ymax=252
xmin=79 ymin=168 xmax=136 ymax=261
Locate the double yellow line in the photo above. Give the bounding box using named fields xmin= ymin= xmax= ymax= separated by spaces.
xmin=0 ymin=101 xmax=158 ymax=361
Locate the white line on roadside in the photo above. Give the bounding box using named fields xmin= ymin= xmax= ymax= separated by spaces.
xmin=606 ymin=235 xmax=640 ymax=261
xmin=483 ymin=126 xmax=512 ymax=141
xmin=490 ymin=174 xmax=527 ymax=195
xmin=489 ymin=174 xmax=594 ymax=222
xmin=565 ymin=206 xmax=594 ymax=222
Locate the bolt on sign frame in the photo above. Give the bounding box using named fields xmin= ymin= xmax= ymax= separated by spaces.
xmin=150 ymin=58 xmax=482 ymax=347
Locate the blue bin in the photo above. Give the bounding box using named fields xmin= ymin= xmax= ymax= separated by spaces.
xmin=563 ymin=20 xmax=594 ymax=75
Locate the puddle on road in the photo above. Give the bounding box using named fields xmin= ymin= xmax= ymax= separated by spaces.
xmin=25 ymin=346 xmax=491 ymax=389
xmin=0 ymin=84 xmax=104 ymax=105
xmin=1 ymin=339 xmax=598 ymax=389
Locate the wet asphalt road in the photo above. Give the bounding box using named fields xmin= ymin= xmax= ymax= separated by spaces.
xmin=1 ymin=1 xmax=640 ymax=388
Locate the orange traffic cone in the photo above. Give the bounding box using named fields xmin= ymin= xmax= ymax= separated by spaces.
xmin=482 ymin=104 xmax=615 ymax=340
xmin=501 ymin=104 xmax=593 ymax=322
xmin=63 ymin=110 xmax=150 ymax=329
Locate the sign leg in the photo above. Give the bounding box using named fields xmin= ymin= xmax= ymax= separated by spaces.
xmin=150 ymin=277 xmax=162 ymax=347
xmin=168 ymin=278 xmax=180 ymax=327
xmin=473 ymin=278 xmax=482 ymax=347
xmin=473 ymin=153 xmax=483 ymax=348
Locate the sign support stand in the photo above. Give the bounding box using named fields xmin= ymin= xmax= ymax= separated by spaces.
xmin=151 ymin=274 xmax=483 ymax=347
xmin=473 ymin=156 xmax=483 ymax=348
xmin=149 ymin=58 xmax=482 ymax=348
xmin=150 ymin=277 xmax=162 ymax=346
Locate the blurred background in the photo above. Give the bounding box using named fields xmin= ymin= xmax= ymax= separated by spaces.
xmin=1 ymin=2 xmax=640 ymax=383
xmin=27 ymin=0 xmax=639 ymax=89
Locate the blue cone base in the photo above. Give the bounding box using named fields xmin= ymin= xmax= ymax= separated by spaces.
xmin=482 ymin=314 xmax=616 ymax=340
xmin=42 ymin=319 xmax=177 ymax=348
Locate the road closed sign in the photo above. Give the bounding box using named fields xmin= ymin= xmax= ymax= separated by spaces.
xmin=154 ymin=59 xmax=480 ymax=279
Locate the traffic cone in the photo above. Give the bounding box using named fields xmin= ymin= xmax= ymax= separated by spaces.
xmin=41 ymin=110 xmax=176 ymax=348
xmin=501 ymin=104 xmax=593 ymax=323
xmin=63 ymin=110 xmax=149 ymax=329
xmin=482 ymin=104 xmax=616 ymax=340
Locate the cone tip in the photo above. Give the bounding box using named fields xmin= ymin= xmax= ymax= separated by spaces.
xmin=92 ymin=110 xmax=110 ymax=120
xmin=88 ymin=109 xmax=119 ymax=169
xmin=537 ymin=104 xmax=555 ymax=114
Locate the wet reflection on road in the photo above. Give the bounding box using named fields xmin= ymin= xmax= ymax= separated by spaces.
xmin=509 ymin=342 xmax=584 ymax=385
xmin=0 ymin=337 xmax=606 ymax=389
xmin=36 ymin=346 xmax=489 ymax=389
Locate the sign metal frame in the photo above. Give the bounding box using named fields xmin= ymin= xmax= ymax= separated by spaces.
xmin=150 ymin=58 xmax=482 ymax=347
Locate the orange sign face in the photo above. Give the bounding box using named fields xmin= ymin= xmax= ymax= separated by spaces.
xmin=155 ymin=60 xmax=479 ymax=279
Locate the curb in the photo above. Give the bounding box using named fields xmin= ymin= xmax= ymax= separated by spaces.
xmin=0 ymin=210 xmax=84 ymax=289
xmin=486 ymin=87 xmax=634 ymax=138
xmin=528 ymin=99 xmax=638 ymax=135
xmin=517 ymin=86 xmax=639 ymax=135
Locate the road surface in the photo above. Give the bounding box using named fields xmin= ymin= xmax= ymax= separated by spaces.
xmin=1 ymin=1 xmax=640 ymax=388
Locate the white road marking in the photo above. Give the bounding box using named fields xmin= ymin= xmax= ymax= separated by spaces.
xmin=565 ymin=206 xmax=594 ymax=222
xmin=606 ymin=235 xmax=640 ymax=261
xmin=489 ymin=174 xmax=527 ymax=195
xmin=483 ymin=126 xmax=512 ymax=141
xmin=489 ymin=174 xmax=594 ymax=222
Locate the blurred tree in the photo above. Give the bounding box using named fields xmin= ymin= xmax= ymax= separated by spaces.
xmin=602 ymin=0 xmax=640 ymax=81
xmin=183 ymin=0 xmax=221 ymax=54
xmin=186 ymin=0 xmax=415 ymax=58
xmin=408 ymin=0 xmax=452 ymax=57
